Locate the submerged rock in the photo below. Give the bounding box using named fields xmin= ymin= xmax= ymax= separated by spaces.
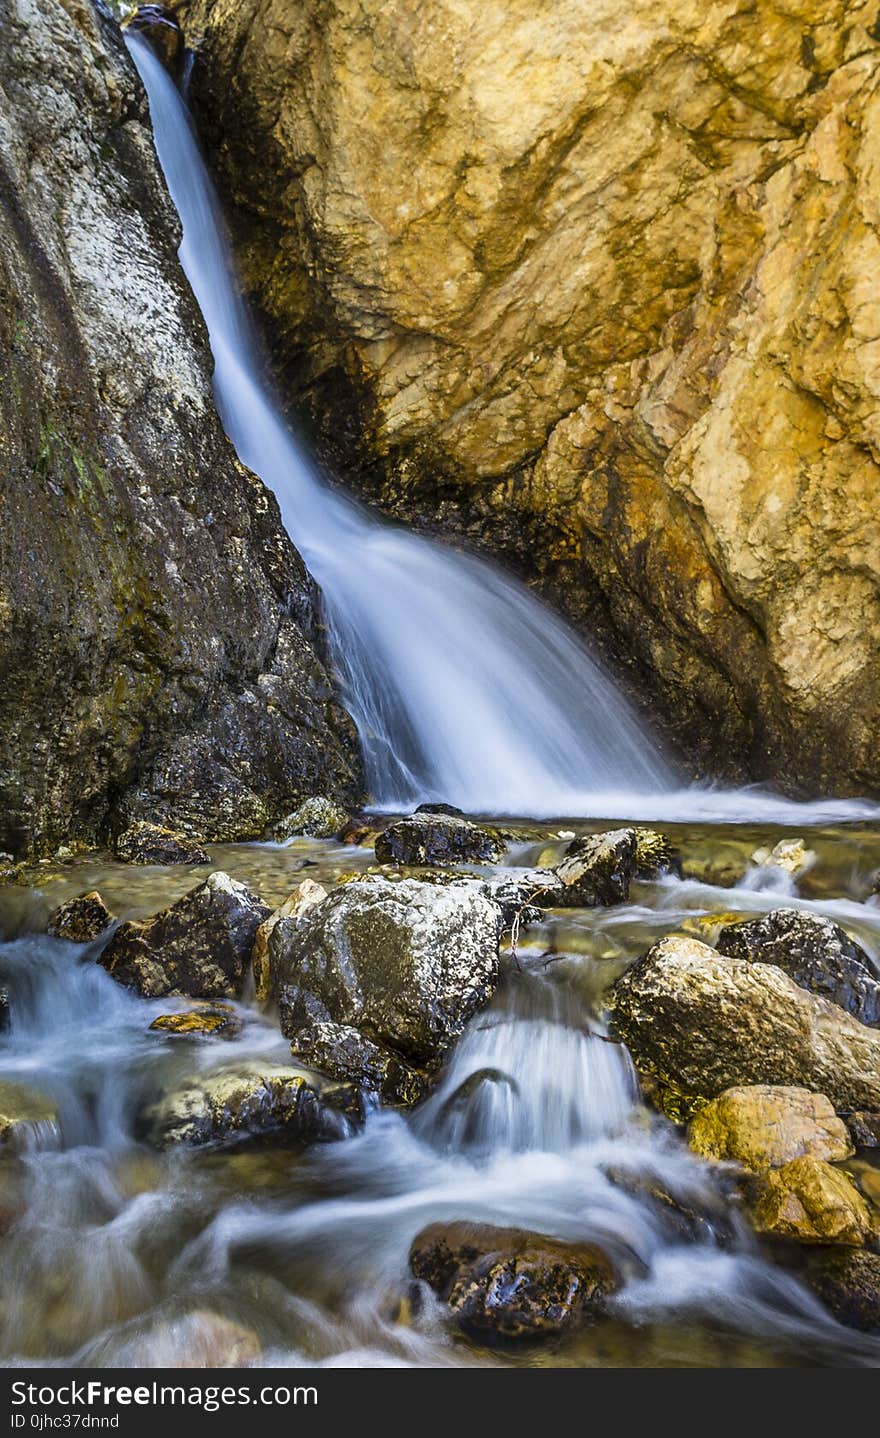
xmin=141 ymin=1061 xmax=355 ymax=1148
xmin=268 ymin=876 xmax=500 ymax=1068
xmin=554 ymin=829 xmax=638 ymax=907
xmin=409 ymin=1221 xmax=618 ymax=1342
xmin=0 ymin=1080 xmax=58 ymax=1147
xmin=609 ymin=936 xmax=880 ymax=1118
xmin=114 ymin=822 xmax=210 ymax=867
xmin=100 ymin=872 xmax=269 ymax=999
xmin=47 ymin=891 xmax=115 ymax=943
xmin=149 ymin=1006 xmax=242 ymax=1039
xmin=270 ymin=796 xmax=350 ymax=841
xmin=750 ymin=1155 xmax=875 ymax=1246
xmin=290 ymin=1021 xmax=427 ymax=1109
xmin=688 ymin=1086 xmax=853 ymax=1173
xmin=374 ymin=813 xmax=505 ymax=867
xmin=749 ymin=839 xmax=815 ymax=879
xmin=800 ymin=1248 xmax=880 ymax=1333
xmin=716 ymin=909 xmax=880 ymax=1026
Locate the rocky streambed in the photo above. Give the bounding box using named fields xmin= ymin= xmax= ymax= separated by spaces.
xmin=1 ymin=808 xmax=880 ymax=1367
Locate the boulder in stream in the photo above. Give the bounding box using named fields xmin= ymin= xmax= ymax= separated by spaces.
xmin=409 ymin=1221 xmax=619 ymax=1342
xmin=141 ymin=1061 xmax=355 ymax=1148
xmin=149 ymin=1005 xmax=242 ymax=1039
xmin=609 ymin=936 xmax=880 ymax=1119
xmin=270 ymin=795 xmax=350 ymax=841
xmin=716 ymin=908 xmax=880 ymax=1026
xmin=374 ymin=813 xmax=505 ymax=867
xmin=100 ymin=872 xmax=270 ymax=999
xmin=750 ymin=1155 xmax=875 ymax=1246
xmin=688 ymin=1086 xmax=853 ymax=1172
xmin=290 ymin=1021 xmax=427 ymax=1109
xmin=553 ymin=828 xmax=638 ymax=906
xmin=799 ymin=1248 xmax=880 ymax=1333
xmin=267 ymin=876 xmax=500 ymax=1068
xmin=114 ymin=822 xmax=210 ymax=867
xmin=48 ymin=891 xmax=115 ymax=943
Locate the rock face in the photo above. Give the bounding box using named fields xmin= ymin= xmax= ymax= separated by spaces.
xmin=688 ymin=1086 xmax=853 ymax=1172
xmin=609 ymin=937 xmax=880 ymax=1117
xmin=0 ymin=0 xmax=359 ymax=858
xmin=140 ymin=1060 xmax=353 ymax=1147
xmin=100 ymin=872 xmax=269 ymax=998
xmin=374 ymin=813 xmax=504 ymax=867
xmin=181 ymin=0 xmax=880 ymax=795
xmin=716 ymin=909 xmax=880 ymax=1026
xmin=267 ymin=876 xmax=500 ymax=1067
xmin=409 ymin=1222 xmax=618 ymax=1342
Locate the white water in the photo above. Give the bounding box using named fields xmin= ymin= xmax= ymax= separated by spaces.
xmin=124 ymin=32 xmax=880 ymax=828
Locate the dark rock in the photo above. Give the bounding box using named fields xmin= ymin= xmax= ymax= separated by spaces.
xmin=609 ymin=936 xmax=880 ymax=1118
xmin=716 ymin=908 xmax=880 ymax=1026
xmin=114 ymin=822 xmax=210 ymax=867
xmin=414 ymin=803 xmax=464 ymax=817
xmin=268 ymin=876 xmax=500 ymax=1068
xmin=799 ymin=1248 xmax=880 ymax=1332
xmin=603 ymin=1164 xmax=742 ymax=1248
xmin=140 ymin=1062 xmax=356 ymax=1148
xmin=0 ymin=988 xmax=8 ymax=1034
xmin=290 ymin=1021 xmax=427 ymax=1108
xmin=0 ymin=0 xmax=360 ymax=859
xmin=847 ymin=1112 xmax=880 ymax=1149
xmin=47 ymin=891 xmax=115 ymax=943
xmin=100 ymin=872 xmax=270 ymax=998
xmin=375 ymin=813 xmax=504 ymax=867
xmin=554 ymin=828 xmax=638 ymax=906
xmin=409 ymin=1221 xmax=618 ymax=1342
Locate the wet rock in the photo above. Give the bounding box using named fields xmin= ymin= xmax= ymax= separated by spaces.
xmin=848 ymin=1112 xmax=880 ymax=1149
xmin=141 ymin=1061 xmax=355 ymax=1148
xmin=799 ymin=1248 xmax=880 ymax=1333
xmin=679 ymin=912 xmax=748 ymax=946
xmin=270 ymin=796 xmax=350 ymax=841
xmin=47 ymin=891 xmax=115 ymax=943
xmin=750 ymin=1155 xmax=875 ymax=1246
xmin=252 ymin=879 xmax=328 ymax=1003
xmin=680 ymin=855 xmax=747 ymax=889
xmin=290 ymin=1021 xmax=427 ymax=1109
xmin=481 ymin=869 xmax=562 ymax=927
xmin=100 ymin=872 xmax=270 ymax=999
xmin=603 ymin=1164 xmax=742 ymax=1248
xmin=114 ymin=822 xmax=210 ymax=867
xmin=749 ymin=839 xmax=815 ymax=879
xmin=409 ymin=1221 xmax=618 ymax=1341
xmin=414 ymin=803 xmax=464 ymax=817
xmin=124 ymin=5 xmax=184 ymax=75
xmin=268 ymin=876 xmax=500 ymax=1068
xmin=554 ymin=829 xmax=638 ymax=907
xmin=149 ymin=1006 xmax=242 ymax=1039
xmin=375 ymin=813 xmax=504 ymax=867
xmin=609 ymin=936 xmax=880 ymax=1118
xmin=688 ymin=1086 xmax=852 ymax=1173
xmin=716 ymin=909 xmax=880 ymax=1026
xmin=0 ymin=987 xmax=8 ymax=1033
xmin=0 ymin=861 xmax=25 ymax=887
xmin=126 ymin=1310 xmax=262 ymax=1367
xmin=633 ymin=830 xmax=678 ymax=879
xmin=0 ymin=1080 xmax=58 ymax=1146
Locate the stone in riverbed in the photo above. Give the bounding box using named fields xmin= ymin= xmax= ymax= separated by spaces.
xmin=141 ymin=1061 xmax=355 ymax=1148
xmin=848 ymin=1112 xmax=880 ymax=1149
xmin=0 ymin=1081 xmax=58 ymax=1147
xmin=609 ymin=936 xmax=880 ymax=1119
xmin=799 ymin=1249 xmax=880 ymax=1333
xmin=716 ymin=909 xmax=880 ymax=1026
xmin=270 ymin=796 xmax=350 ymax=841
xmin=100 ymin=873 xmax=270 ymax=999
xmin=688 ymin=1086 xmax=853 ymax=1172
xmin=267 ymin=876 xmax=500 ymax=1069
xmin=47 ymin=891 xmax=115 ymax=943
xmin=114 ymin=822 xmax=210 ymax=867
xmin=749 ymin=839 xmax=815 ymax=879
xmin=149 ymin=1006 xmax=242 ymax=1039
xmin=750 ymin=1155 xmax=875 ymax=1246
xmin=375 ymin=813 xmax=505 ymax=867
xmin=553 ymin=828 xmax=638 ymax=906
xmin=409 ymin=1222 xmax=618 ymax=1342
xmin=124 ymin=1310 xmax=262 ymax=1367
xmin=252 ymin=880 xmax=328 ymax=1003
xmin=290 ymin=1021 xmax=427 ymax=1109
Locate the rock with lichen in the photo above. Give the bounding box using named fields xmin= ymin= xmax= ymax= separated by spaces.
xmin=750 ymin=1155 xmax=875 ymax=1246
xmin=48 ymin=891 xmax=115 ymax=943
xmin=140 ymin=1060 xmax=355 ymax=1147
xmin=114 ymin=822 xmax=210 ymax=866
xmin=375 ymin=813 xmax=505 ymax=867
xmin=688 ymin=1086 xmax=853 ymax=1173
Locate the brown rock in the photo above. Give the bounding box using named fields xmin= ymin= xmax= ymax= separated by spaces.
xmin=688 ymin=1086 xmax=853 ymax=1172
xmin=48 ymin=891 xmax=114 ymax=943
xmin=149 ymin=1006 xmax=241 ymax=1038
xmin=751 ymin=1156 xmax=875 ymax=1245
xmin=114 ymin=822 xmax=210 ymax=867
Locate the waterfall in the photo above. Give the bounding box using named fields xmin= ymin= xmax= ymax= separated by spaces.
xmin=125 ymin=32 xmax=672 ymax=816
